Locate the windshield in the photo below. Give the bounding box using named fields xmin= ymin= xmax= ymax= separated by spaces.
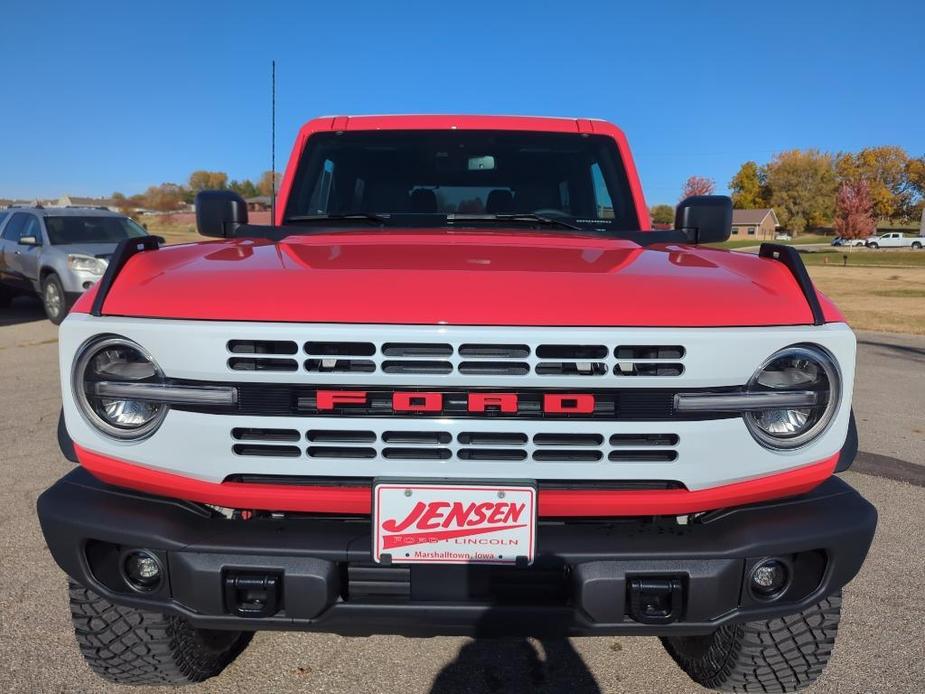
xmin=284 ymin=130 xmax=640 ymax=232
xmin=45 ymin=216 xmax=147 ymax=245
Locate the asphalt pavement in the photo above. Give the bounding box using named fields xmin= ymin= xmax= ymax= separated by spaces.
xmin=0 ymin=297 xmax=922 ymax=693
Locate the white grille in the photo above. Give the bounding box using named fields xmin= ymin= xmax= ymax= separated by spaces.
xmin=227 ymin=339 xmax=685 ymax=377
xmin=231 ymin=426 xmax=679 ymax=463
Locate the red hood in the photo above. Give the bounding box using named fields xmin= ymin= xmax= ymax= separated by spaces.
xmin=89 ymin=230 xmax=841 ymax=326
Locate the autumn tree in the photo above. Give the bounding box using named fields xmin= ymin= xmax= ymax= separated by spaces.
xmin=729 ymin=161 xmax=768 ymax=209
xmin=142 ymin=183 xmax=186 ymax=213
xmin=188 ymin=170 xmax=228 ymax=192
xmin=764 ymin=150 xmax=837 ymax=234
xmin=680 ymin=176 xmax=714 ymax=200
xmin=835 ymin=146 xmax=912 ymax=222
xmin=110 ymin=192 xmax=136 ymax=217
xmin=834 ymin=179 xmax=875 ymax=239
xmin=650 ymin=204 xmax=675 ymax=225
xmin=258 ymin=171 xmax=283 ymax=197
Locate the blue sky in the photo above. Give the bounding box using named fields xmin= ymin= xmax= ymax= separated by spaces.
xmin=1 ymin=1 xmax=923 ymax=205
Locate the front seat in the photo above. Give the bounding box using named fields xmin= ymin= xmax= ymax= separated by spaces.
xmin=485 ymin=189 xmax=514 ymax=214
xmin=409 ymin=188 xmax=438 ymax=212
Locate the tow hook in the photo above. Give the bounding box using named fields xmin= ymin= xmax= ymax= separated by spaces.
xmin=627 ymin=576 xmax=684 ymax=624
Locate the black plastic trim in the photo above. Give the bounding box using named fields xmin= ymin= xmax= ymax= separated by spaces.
xmin=229 ymin=222 xmax=703 ymax=247
xmin=90 ymin=235 xmax=160 ymax=317
xmin=758 ymin=243 xmax=825 ymax=325
xmin=57 ymin=409 xmax=77 ymax=463
xmin=835 ymin=409 xmax=859 ymax=472
xmin=38 ymin=469 xmax=876 ymax=637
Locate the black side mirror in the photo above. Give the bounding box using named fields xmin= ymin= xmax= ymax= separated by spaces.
xmin=195 ymin=190 xmax=248 ymax=238
xmin=674 ymin=195 xmax=732 ymax=244
xmin=18 ymin=234 xmax=40 ymax=246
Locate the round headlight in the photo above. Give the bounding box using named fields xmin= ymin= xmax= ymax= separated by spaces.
xmin=73 ymin=336 xmax=167 ymax=440
xmin=744 ymin=345 xmax=840 ymax=450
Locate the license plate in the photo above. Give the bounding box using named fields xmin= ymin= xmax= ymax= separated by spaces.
xmin=373 ymin=482 xmax=537 ymax=565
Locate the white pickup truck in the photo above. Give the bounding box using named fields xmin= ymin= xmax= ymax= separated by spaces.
xmin=866 ymin=232 xmax=924 ymax=249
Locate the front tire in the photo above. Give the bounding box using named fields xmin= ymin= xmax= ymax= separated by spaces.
xmin=42 ymin=273 xmax=69 ymax=324
xmin=867 ymin=242 xmax=879 ymax=249
xmin=661 ymin=591 xmax=842 ymax=692
xmin=69 ymin=581 xmax=252 ymax=686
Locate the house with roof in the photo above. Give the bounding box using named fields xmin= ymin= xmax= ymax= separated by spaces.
xmin=56 ymin=195 xmax=119 ymax=211
xmin=730 ymin=209 xmax=780 ymax=239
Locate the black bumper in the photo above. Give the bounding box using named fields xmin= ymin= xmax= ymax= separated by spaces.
xmin=37 ymin=468 xmax=877 ymax=637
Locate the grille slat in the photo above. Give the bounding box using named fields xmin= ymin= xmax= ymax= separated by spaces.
xmin=228 ymin=340 xmax=298 ymax=355
xmin=459 ymin=344 xmax=530 ymax=358
xmin=458 ymin=361 xmax=530 ymax=375
xmin=307 ymin=446 xmax=377 ymax=459
xmin=534 ymin=433 xmax=605 ymax=447
xmin=305 ymin=358 xmax=376 ymax=373
xmin=306 ymin=430 xmax=376 ymax=443
xmin=382 ymin=343 xmax=452 ymax=357
xmin=305 ymin=342 xmax=375 ymax=356
xmin=382 ymin=447 xmax=452 ymax=460
xmin=232 ymin=427 xmax=300 ymax=442
xmin=228 ymin=357 xmax=298 ymax=372
xmin=382 ymin=360 xmax=453 ymax=375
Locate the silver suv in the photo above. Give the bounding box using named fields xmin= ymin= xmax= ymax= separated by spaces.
xmin=0 ymin=207 xmax=148 ymax=323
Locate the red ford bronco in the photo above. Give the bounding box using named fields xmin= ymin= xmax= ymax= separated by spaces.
xmin=39 ymin=115 xmax=876 ymax=691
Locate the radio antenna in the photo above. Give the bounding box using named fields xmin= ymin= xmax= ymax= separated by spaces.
xmin=271 ymin=59 xmax=276 ymax=227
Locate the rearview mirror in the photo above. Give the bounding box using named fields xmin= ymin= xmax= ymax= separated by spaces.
xmin=195 ymin=190 xmax=248 ymax=238
xmin=674 ymin=196 xmax=732 ymax=244
xmin=18 ymin=235 xmax=40 ymax=246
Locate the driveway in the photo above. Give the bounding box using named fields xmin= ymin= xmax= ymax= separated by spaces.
xmin=0 ymin=298 xmax=922 ymax=693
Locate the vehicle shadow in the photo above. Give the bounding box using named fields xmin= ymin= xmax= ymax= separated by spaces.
xmin=430 ymin=637 xmax=601 ymax=694
xmin=856 ymin=338 xmax=925 ymax=363
xmin=0 ymin=295 xmax=47 ymax=327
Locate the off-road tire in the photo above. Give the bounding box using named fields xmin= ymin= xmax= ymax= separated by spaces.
xmin=68 ymin=581 xmax=252 ymax=685
xmin=867 ymin=242 xmax=879 ymax=249
xmin=661 ymin=591 xmax=842 ymax=692
xmin=912 ymin=241 xmax=923 ymax=249
xmin=41 ymin=273 xmax=68 ymax=324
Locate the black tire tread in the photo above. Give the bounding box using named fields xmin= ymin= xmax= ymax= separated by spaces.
xmin=661 ymin=591 xmax=842 ymax=692
xmin=68 ymin=581 xmax=251 ymax=685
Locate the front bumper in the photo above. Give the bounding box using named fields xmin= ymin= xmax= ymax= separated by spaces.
xmin=38 ymin=468 xmax=876 ymax=637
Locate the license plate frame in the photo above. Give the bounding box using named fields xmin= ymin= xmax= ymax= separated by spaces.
xmin=372 ymin=480 xmax=537 ymax=566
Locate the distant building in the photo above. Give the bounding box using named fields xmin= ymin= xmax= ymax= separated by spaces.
xmin=730 ymin=209 xmax=780 ymax=238
xmin=245 ymin=196 xmax=272 ymax=211
xmin=57 ymin=195 xmax=119 ymax=211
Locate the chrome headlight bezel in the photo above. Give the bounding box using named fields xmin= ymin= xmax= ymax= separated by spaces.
xmin=72 ymin=335 xmax=169 ymax=441
xmin=67 ymin=253 xmax=107 ymax=275
xmin=744 ymin=344 xmax=841 ymax=451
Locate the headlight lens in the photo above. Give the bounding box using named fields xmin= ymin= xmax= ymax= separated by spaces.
xmin=67 ymin=254 xmax=107 ymax=275
xmin=744 ymin=345 xmax=840 ymax=449
xmin=73 ymin=336 xmax=167 ymax=439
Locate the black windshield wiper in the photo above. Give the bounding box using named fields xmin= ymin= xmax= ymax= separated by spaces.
xmin=283 ymin=213 xmax=391 ymax=225
xmin=447 ymin=213 xmax=584 ymax=232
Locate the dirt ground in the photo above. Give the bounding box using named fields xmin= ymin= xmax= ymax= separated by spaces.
xmin=810 ymin=265 xmax=925 ymax=334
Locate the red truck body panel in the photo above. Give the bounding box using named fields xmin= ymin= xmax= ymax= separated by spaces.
xmin=85 ymin=231 xmax=842 ymax=325
xmin=74 ymin=444 xmax=839 ymax=518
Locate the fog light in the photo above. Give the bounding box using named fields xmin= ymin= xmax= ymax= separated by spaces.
xmin=750 ymin=559 xmax=788 ymax=598
xmin=123 ymin=551 xmax=162 ymax=591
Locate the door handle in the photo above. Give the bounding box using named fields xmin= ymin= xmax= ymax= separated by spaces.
xmin=14 ymin=250 xmax=22 ymax=255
